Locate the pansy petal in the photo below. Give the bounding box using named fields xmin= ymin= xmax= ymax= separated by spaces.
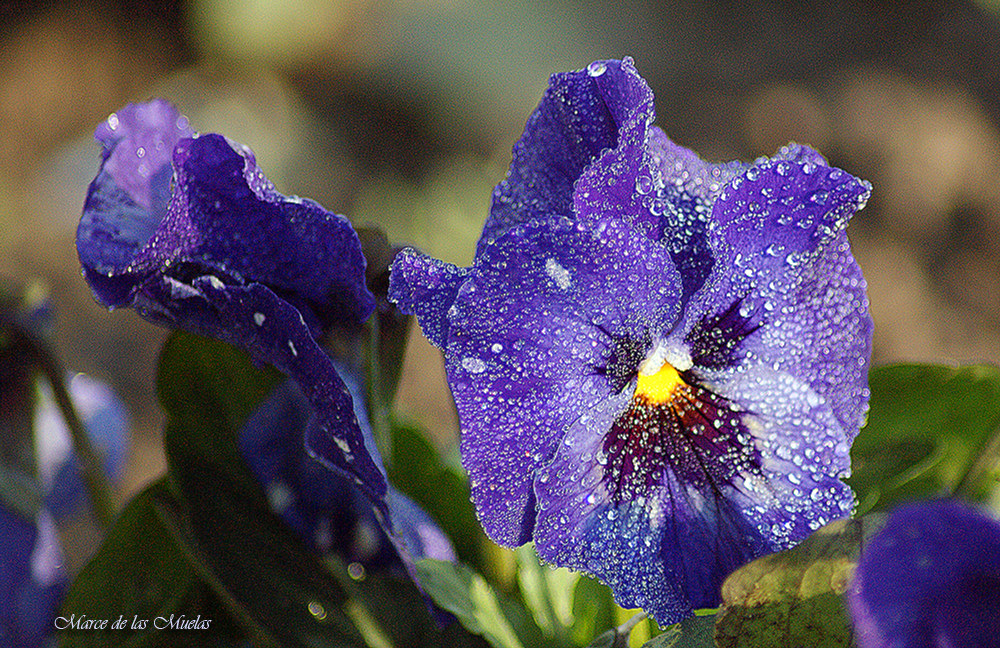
xmin=571 ymin=59 xmax=656 ymax=235
xmin=388 ymin=249 xmax=469 ymax=348
xmin=182 ymin=279 xmax=387 ymax=502
xmin=79 ymin=103 xmax=374 ymax=329
xmin=674 ymin=153 xmax=872 ymax=432
xmin=79 ymin=101 xmax=192 ymax=287
xmin=536 ymin=416 xmax=764 ymax=623
xmin=848 ymin=500 xmax=1000 ymax=648
xmin=642 ymin=129 xmax=746 ymax=303
xmin=481 ymin=59 xmax=652 ymax=255
xmin=444 ymin=217 xmax=682 ymax=545
xmin=532 ymin=361 xmax=851 ymax=624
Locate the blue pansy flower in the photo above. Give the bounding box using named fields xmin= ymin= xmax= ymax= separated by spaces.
xmin=390 ymin=58 xmax=872 ymax=624
xmin=77 ymin=100 xmax=445 ymax=580
xmin=848 ymin=499 xmax=1000 ymax=648
xmin=0 ymin=508 xmax=65 ymax=648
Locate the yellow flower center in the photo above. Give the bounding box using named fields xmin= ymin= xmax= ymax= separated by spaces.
xmin=634 ymin=362 xmax=685 ymax=405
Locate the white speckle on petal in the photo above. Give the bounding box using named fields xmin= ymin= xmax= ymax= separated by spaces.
xmin=288 ymin=340 xmax=298 ymax=357
xmin=545 ymin=257 xmax=572 ymax=290
xmin=461 ymin=357 xmax=486 ymax=374
xmin=638 ymin=340 xmax=693 ymax=375
xmin=207 ymin=275 xmax=225 ymax=290
xmin=253 ymin=312 xmax=266 ymax=326
xmin=333 ymin=436 xmax=351 ymax=453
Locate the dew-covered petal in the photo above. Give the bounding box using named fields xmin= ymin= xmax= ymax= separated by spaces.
xmin=642 ymin=128 xmax=746 ymax=303
xmin=571 ymin=59 xmax=656 ymax=234
xmin=532 ymin=361 xmax=851 ymax=624
xmin=443 ymin=216 xmax=683 ymax=546
xmin=171 ymin=277 xmax=387 ymax=503
xmin=388 ymin=249 xmax=469 ymax=348
xmin=79 ymin=100 xmax=193 ymax=288
xmin=481 ymin=58 xmax=652 ymax=256
xmin=673 ymin=152 xmax=872 ymax=433
xmin=532 ymin=392 xmax=763 ymax=624
xmin=848 ymin=500 xmax=1000 ymax=648
xmin=79 ymin=102 xmax=374 ymax=329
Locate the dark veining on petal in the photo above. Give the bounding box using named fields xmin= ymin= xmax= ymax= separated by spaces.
xmin=686 ymin=299 xmax=761 ymax=370
xmin=587 ymin=325 xmax=649 ymax=393
xmin=601 ymin=371 xmax=761 ymax=504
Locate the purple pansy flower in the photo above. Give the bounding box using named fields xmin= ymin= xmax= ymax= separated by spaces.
xmin=390 ymin=58 xmax=872 ymax=624
xmin=78 ymin=98 xmax=379 ymax=500
xmin=77 ymin=100 xmax=443 ymax=579
xmin=848 ymin=499 xmax=1000 ymax=648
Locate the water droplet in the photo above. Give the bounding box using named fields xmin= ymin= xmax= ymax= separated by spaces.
xmin=587 ymin=61 xmax=607 ymax=77
xmin=461 ymin=357 xmax=486 ymax=374
xmin=635 ymin=175 xmax=653 ymax=195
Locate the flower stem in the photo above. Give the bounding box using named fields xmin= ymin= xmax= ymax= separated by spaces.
xmin=16 ymin=327 xmax=115 ymax=529
xmin=952 ymin=419 xmax=1000 ymax=500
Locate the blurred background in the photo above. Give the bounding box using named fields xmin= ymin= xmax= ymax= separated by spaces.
xmin=3 ymin=0 xmax=1000 ymax=506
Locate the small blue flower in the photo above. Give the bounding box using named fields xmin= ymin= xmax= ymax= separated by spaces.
xmin=848 ymin=499 xmax=1000 ymax=648
xmin=390 ymin=58 xmax=872 ymax=624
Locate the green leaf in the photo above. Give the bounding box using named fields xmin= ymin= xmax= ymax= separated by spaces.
xmin=155 ymin=331 xmax=367 ymax=647
xmin=714 ymin=516 xmax=884 ymax=648
xmin=156 ymin=331 xmax=281 ymax=474
xmin=388 ymin=420 xmax=485 ymax=567
xmin=153 ymin=455 xmax=365 ymax=647
xmin=414 ymin=559 xmax=526 ymax=648
xmin=641 ymin=615 xmax=716 ymax=648
xmin=355 ymin=226 xmax=411 ymax=410
xmin=849 ymin=363 xmax=1000 ymax=512
xmin=569 ymin=576 xmax=617 ymax=646
xmin=57 ymin=480 xmax=235 ymax=648
xmin=514 ymin=545 xmax=579 ymax=640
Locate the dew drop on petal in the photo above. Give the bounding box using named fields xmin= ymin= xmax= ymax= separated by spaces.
xmin=587 ymin=61 xmax=607 ymax=77
xmin=461 ymin=357 xmax=486 ymax=374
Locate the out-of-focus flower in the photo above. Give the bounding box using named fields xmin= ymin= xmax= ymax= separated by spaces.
xmin=34 ymin=373 xmax=130 ymax=518
xmin=848 ymin=499 xmax=1000 ymax=648
xmin=240 ymin=364 xmax=455 ymax=571
xmin=1 ymin=280 xmax=129 ymax=647
xmin=390 ymin=58 xmax=872 ymax=624
xmin=0 ymin=508 xmax=65 ymax=648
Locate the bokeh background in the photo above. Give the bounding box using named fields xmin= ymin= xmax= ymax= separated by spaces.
xmin=4 ymin=0 xmax=1000 ymax=508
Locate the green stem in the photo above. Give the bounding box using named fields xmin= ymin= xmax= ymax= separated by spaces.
xmin=952 ymin=419 xmax=1000 ymax=500
xmin=16 ymin=328 xmax=116 ymax=529
xmin=615 ymin=611 xmax=648 ymax=642
xmin=365 ymin=316 xmax=393 ymax=470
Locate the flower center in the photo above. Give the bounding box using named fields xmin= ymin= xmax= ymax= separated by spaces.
xmin=599 ymin=365 xmax=761 ymax=504
xmin=635 ymin=362 xmax=685 ymax=405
